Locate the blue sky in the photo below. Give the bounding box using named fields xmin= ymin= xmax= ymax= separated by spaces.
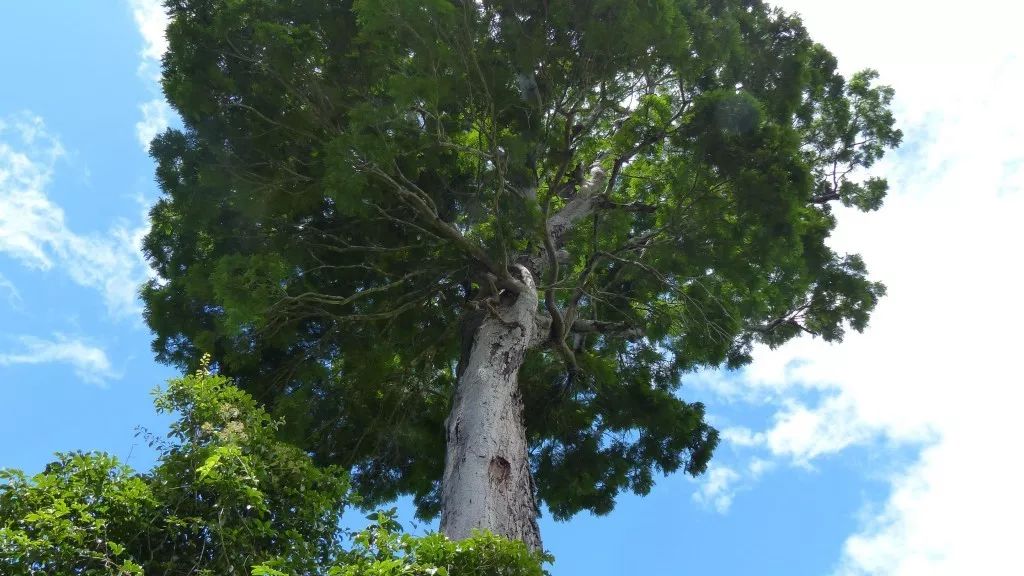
xmin=1 ymin=2 xmax=1022 ymax=574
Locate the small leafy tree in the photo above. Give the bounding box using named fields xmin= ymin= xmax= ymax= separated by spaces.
xmin=0 ymin=358 xmax=350 ymax=575
xmin=1 ymin=362 xmax=546 ymax=574
xmin=0 ymin=454 xmax=152 ymax=575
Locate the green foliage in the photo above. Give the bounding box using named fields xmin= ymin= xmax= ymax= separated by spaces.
xmin=0 ymin=454 xmax=150 ymax=575
xmin=0 ymin=364 xmax=547 ymax=575
xmin=0 ymin=358 xmax=349 ymax=575
xmin=143 ymin=0 xmax=901 ymax=522
xmin=256 ymin=509 xmax=548 ymax=576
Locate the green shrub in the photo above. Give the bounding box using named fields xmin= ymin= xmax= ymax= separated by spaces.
xmin=0 ymin=358 xmax=548 ymax=575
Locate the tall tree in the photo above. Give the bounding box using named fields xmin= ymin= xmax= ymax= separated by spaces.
xmin=143 ymin=0 xmax=900 ymax=550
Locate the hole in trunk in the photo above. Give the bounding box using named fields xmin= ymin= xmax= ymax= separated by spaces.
xmin=488 ymin=455 xmax=511 ymax=485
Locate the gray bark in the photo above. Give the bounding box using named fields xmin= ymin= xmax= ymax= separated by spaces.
xmin=546 ymin=165 xmax=605 ymax=248
xmin=439 ymin=264 xmax=542 ymax=551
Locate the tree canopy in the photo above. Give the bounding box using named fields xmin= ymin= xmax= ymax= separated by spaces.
xmin=143 ymin=0 xmax=900 ymax=523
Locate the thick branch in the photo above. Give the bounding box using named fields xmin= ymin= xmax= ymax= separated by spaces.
xmin=533 ymin=315 xmax=644 ymax=341
xmin=570 ymin=319 xmax=644 ymax=339
xmin=753 ymin=303 xmax=814 ymax=335
xmin=546 ymin=165 xmax=607 ymax=248
xmin=597 ymin=199 xmax=658 ymax=213
xmin=542 ymin=105 xmax=683 ymax=253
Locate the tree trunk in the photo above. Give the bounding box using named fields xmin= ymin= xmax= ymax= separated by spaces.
xmin=439 ymin=265 xmax=542 ymax=551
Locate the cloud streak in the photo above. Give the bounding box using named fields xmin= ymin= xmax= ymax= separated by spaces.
xmin=136 ymin=99 xmax=171 ymax=152
xmin=0 ymin=272 xmax=21 ymax=308
xmin=692 ymin=458 xmax=774 ymax=514
xmin=692 ymin=466 xmax=741 ymax=514
xmin=129 ymin=0 xmax=170 ymax=81
xmin=0 ymin=334 xmax=117 ymax=386
xmin=0 ymin=113 xmax=150 ymax=317
xmin=129 ymin=0 xmax=173 ymax=151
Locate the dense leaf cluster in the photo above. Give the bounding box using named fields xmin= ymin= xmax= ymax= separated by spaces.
xmin=143 ymin=0 xmax=900 ymax=520
xmin=257 ymin=510 xmax=547 ymax=576
xmin=0 ymin=369 xmax=546 ymax=575
xmin=0 ymin=362 xmax=349 ymax=575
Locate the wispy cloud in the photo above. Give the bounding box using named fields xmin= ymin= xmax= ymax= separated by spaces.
xmin=692 ymin=458 xmax=774 ymax=515
xmin=129 ymin=0 xmax=173 ymax=151
xmin=136 ymin=99 xmax=171 ymax=152
xmin=698 ymin=0 xmax=1024 ymax=573
xmin=692 ymin=466 xmax=741 ymax=514
xmin=0 ymin=272 xmax=21 ymax=309
xmin=0 ymin=334 xmax=117 ymax=386
xmin=129 ymin=0 xmax=169 ymax=82
xmin=0 ymin=113 xmax=150 ymax=317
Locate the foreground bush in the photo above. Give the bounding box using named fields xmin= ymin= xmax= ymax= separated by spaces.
xmin=0 ymin=359 xmax=547 ymax=575
xmin=257 ymin=508 xmax=548 ymax=576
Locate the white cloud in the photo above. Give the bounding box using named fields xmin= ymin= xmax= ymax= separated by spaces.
xmin=835 ymin=436 xmax=1019 ymax=576
xmin=698 ymin=1 xmax=1024 ymax=573
xmin=693 ymin=465 xmax=741 ymax=514
xmin=0 ymin=113 xmax=150 ymax=317
xmin=0 ymin=334 xmax=117 ymax=386
xmin=129 ymin=0 xmax=170 ymax=82
xmin=719 ymin=426 xmax=765 ymax=448
xmin=0 ymin=272 xmax=21 ymax=308
xmin=129 ymin=0 xmax=174 ymax=150
xmin=136 ymin=98 xmax=171 ymax=152
xmin=746 ymin=457 xmax=774 ymax=479
xmin=693 ymin=458 xmax=775 ymax=514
